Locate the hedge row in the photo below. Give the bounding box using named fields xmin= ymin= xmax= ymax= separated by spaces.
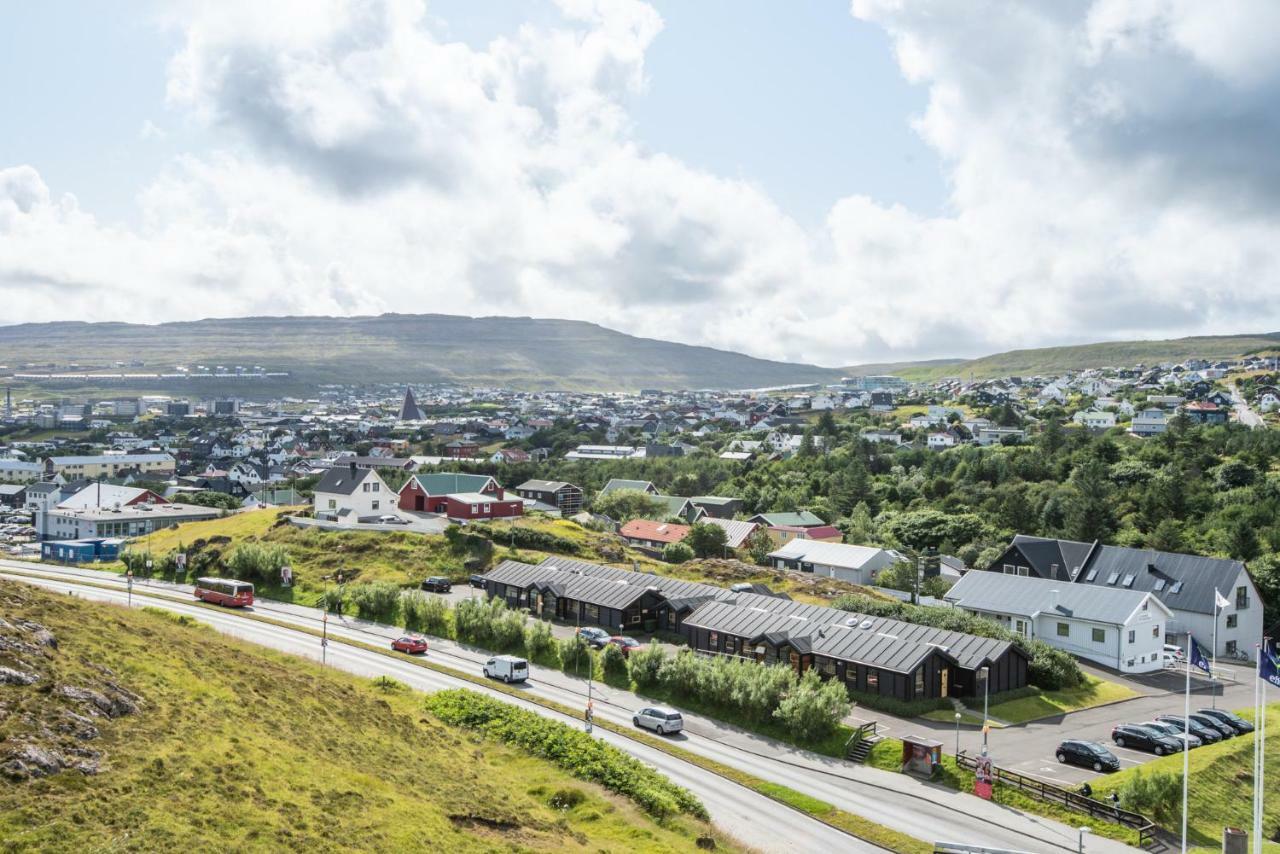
xmin=423 ymin=688 xmax=706 ymax=820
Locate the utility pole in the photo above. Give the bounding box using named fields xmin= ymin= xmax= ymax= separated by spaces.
xmin=126 ymin=569 xmax=133 ymax=607
xmin=321 ymin=609 xmax=329 ymax=666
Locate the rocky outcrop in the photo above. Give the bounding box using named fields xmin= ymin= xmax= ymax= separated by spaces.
xmin=0 ymin=666 xmax=39 ymax=685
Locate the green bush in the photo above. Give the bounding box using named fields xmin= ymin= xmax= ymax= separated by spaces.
xmin=472 ymin=523 xmax=579 ymax=555
xmin=627 ymin=644 xmax=666 ymax=688
xmin=843 ymin=689 xmax=951 ymax=717
xmin=773 ymin=669 xmax=852 ymax=742
xmin=1115 ymin=769 xmax=1182 ymax=826
xmin=454 ymin=597 xmax=526 ymax=652
xmin=400 ymin=591 xmax=452 ymax=636
xmin=346 ymin=582 xmax=402 ymax=622
xmin=523 ymin=620 xmax=558 ymax=666
xmin=558 ymin=633 xmax=596 ymax=677
xmin=316 ymin=586 xmax=345 ymax=614
xmin=423 ymin=688 xmax=705 ymax=820
xmin=601 ymin=643 xmax=629 ymax=684
xmin=661 ymin=541 xmax=694 ymax=563
xmin=225 ymin=542 xmax=291 ymax=584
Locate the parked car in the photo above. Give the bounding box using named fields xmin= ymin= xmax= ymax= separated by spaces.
xmin=468 ymin=574 xmax=487 ymax=588
xmin=1196 ymin=708 xmax=1255 ymax=734
xmin=483 ymin=655 xmax=529 ymax=684
xmin=633 ymin=706 xmax=684 ymax=736
xmin=1055 ymin=740 xmax=1120 ymax=772
xmin=1188 ymin=712 xmax=1236 ymax=739
xmin=1142 ymin=721 xmax=1202 ymax=749
xmin=1154 ymin=714 xmax=1222 ymax=744
xmin=421 ymin=576 xmax=452 ymax=593
xmin=607 ymin=636 xmax=643 ymax=657
xmin=576 ymin=626 xmax=611 ymax=648
xmin=391 ymin=636 xmax=429 ymax=654
xmin=1163 ymin=644 xmax=1185 ymax=661
xmin=1111 ymin=724 xmax=1182 ymax=755
xmin=376 ymin=514 xmax=407 ymax=524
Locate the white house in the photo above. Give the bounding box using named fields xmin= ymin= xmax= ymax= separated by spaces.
xmin=1072 ymin=410 xmax=1117 ymax=430
xmin=927 ymin=432 xmax=957 ymax=450
xmin=1130 ymin=408 xmax=1167 ymax=436
xmin=944 ymin=571 xmax=1172 ymax=673
xmin=767 ymin=540 xmax=905 ymax=586
xmin=313 ymin=463 xmax=393 ymax=524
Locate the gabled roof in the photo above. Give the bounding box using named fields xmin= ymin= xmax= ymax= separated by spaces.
xmin=314 ymin=466 xmax=382 ymax=496
xmin=750 ymin=510 xmax=826 ymax=528
xmin=704 ymin=517 xmax=758 ymax=548
xmin=405 ymin=472 xmax=498 ymax=496
xmin=620 ymin=519 xmax=691 ymax=544
xmin=1007 ymin=535 xmax=1095 ymax=582
xmin=945 ymin=570 xmax=1170 ymax=626
xmin=600 ymin=478 xmax=657 ymax=495
xmin=515 ymin=479 xmax=578 ymax=493
xmin=768 ymin=539 xmax=901 ymax=570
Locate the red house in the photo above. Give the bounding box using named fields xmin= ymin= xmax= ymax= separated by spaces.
xmin=397 ymin=472 xmax=522 ymax=520
xmin=438 ymin=492 xmax=524 ymax=521
xmin=444 ymin=440 xmax=480 ymax=459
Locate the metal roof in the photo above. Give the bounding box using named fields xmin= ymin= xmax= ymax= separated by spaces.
xmin=944 ymin=570 xmax=1169 ymax=626
xmin=767 ymin=539 xmax=902 ymax=570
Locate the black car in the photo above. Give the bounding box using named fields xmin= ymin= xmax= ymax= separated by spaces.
xmin=1056 ymin=740 xmax=1120 ymax=772
xmin=1188 ymin=712 xmax=1236 ymax=739
xmin=1154 ymin=714 xmax=1221 ymax=744
xmin=468 ymin=574 xmax=487 ymax=589
xmin=1197 ymin=708 xmax=1255 ymax=734
xmin=421 ymin=576 xmax=452 ymax=593
xmin=1111 ymin=724 xmax=1182 ymax=755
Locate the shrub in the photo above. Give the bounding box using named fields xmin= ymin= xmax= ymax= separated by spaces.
xmin=558 ymin=633 xmax=594 ymax=677
xmin=627 ymin=644 xmax=666 ymax=688
xmin=773 ymin=669 xmax=852 ymax=742
xmin=401 ymin=591 xmax=452 ymax=636
xmin=225 ymin=542 xmax=291 ymax=584
xmin=423 ymin=688 xmax=706 ymax=820
xmin=523 ymin=620 xmax=558 ymax=666
xmin=662 ymin=541 xmax=694 ymax=563
xmin=346 ymin=582 xmax=402 ymax=623
xmin=454 ymin=597 xmax=526 ymax=652
xmin=316 ymin=586 xmax=345 ymax=614
xmin=1115 ymin=769 xmax=1182 ymax=826
xmin=472 ymin=523 xmax=579 ymax=555
xmin=601 ymin=643 xmax=629 ymax=684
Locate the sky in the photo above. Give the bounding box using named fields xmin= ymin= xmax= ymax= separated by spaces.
xmin=2 ymin=0 xmax=1278 ymax=368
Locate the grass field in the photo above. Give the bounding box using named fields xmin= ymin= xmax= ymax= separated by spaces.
xmin=1091 ymin=702 xmax=1280 ymax=850
xmin=984 ymin=674 xmax=1138 ymax=723
xmin=0 ymin=580 xmax=727 ymax=853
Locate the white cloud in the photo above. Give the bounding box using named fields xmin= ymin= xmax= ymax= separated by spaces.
xmin=4 ymin=0 xmax=1280 ymax=367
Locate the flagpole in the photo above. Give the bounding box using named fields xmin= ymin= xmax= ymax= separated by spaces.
xmin=1256 ymin=637 xmax=1269 ymax=854
xmin=1253 ymin=642 xmax=1262 ymax=854
xmin=1211 ymin=593 xmax=1219 ymax=710
xmin=1181 ymin=630 xmax=1191 ymax=854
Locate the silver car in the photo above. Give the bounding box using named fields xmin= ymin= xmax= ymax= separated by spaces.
xmin=633 ymin=706 xmax=683 ymax=736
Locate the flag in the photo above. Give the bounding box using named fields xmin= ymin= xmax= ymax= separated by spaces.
xmin=1261 ymin=637 xmax=1280 ymax=689
xmin=1214 ymin=589 xmax=1230 ymax=610
xmin=1189 ymin=635 xmax=1212 ymax=676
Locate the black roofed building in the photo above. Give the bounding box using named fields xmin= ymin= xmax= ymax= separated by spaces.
xmin=986 ymin=534 xmax=1263 ymax=660
xmin=513 ymin=480 xmax=584 ymax=515
xmin=480 ymin=554 xmax=1028 ymax=700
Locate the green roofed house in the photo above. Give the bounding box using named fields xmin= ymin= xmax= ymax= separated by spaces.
xmin=397 ymin=472 xmax=503 ymax=512
xmin=748 ymin=511 xmax=826 ymax=528
xmin=653 ymin=494 xmax=706 ymax=524
xmin=599 ymin=478 xmax=658 ymax=496
xmin=687 ymin=495 xmax=743 ymax=519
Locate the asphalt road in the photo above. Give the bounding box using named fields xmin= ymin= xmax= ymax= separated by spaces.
xmin=1229 ymin=383 xmax=1265 ymax=429
xmin=1 ymin=561 xmax=1140 ymax=854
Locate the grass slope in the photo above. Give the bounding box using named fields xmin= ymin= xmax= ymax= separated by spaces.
xmin=1091 ymin=702 xmax=1280 ymax=850
xmin=0 ymin=313 xmax=844 ymax=392
xmin=0 ymin=580 xmax=723 ymax=853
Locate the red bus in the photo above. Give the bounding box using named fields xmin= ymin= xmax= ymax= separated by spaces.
xmin=194 ymin=577 xmax=255 ymax=607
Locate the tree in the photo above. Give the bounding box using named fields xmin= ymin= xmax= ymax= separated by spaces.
xmin=685 ymin=522 xmax=729 ymax=558
xmin=797 ymin=429 xmax=816 ymax=458
xmin=745 ymin=528 xmax=774 ymax=566
xmin=1064 ymin=458 xmax=1115 ymax=543
xmin=592 ymin=488 xmax=666 ymax=523
xmin=772 ymin=669 xmax=851 ymax=743
xmin=1224 ymin=518 xmax=1261 ymax=561
xmin=816 ymin=410 xmax=838 ymax=436
xmin=883 ymin=509 xmax=984 ymax=551
xmin=1215 ymin=458 xmax=1259 ymax=490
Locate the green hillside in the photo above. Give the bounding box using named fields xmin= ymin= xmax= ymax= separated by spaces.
xmin=880 ymin=333 xmax=1280 ymax=382
xmin=0 ymin=580 xmax=723 ymax=853
xmin=0 ymin=313 xmax=844 ymax=392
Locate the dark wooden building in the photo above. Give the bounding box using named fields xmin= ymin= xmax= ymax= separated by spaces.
xmin=513 ymin=479 xmax=584 ymax=515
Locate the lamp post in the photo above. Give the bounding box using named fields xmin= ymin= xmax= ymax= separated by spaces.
xmin=955 ymin=711 xmax=962 ymax=757
xmin=1077 ymin=826 xmax=1091 ymax=853
xmin=982 ymin=665 xmax=991 ymax=756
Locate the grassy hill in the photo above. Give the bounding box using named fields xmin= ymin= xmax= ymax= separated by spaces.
xmin=882 ymin=333 xmax=1280 ymax=382
xmin=0 ymin=579 xmax=724 ymax=853
xmin=0 ymin=313 xmax=845 ymax=392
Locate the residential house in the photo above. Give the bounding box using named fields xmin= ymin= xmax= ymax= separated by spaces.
xmin=313 ymin=464 xmax=394 ymax=523
xmin=704 ymin=518 xmax=759 ymax=550
xmin=43 ymin=452 xmax=175 ymax=480
xmin=397 ymin=472 xmax=516 ymax=520
xmin=1130 ymin=408 xmax=1167 ymax=437
xmin=983 ymin=535 xmax=1264 ymax=659
xmin=513 ymin=480 xmax=584 ymax=515
xmin=1072 ymin=410 xmax=1117 ymax=431
xmin=944 ymin=571 xmax=1173 ymax=673
xmin=1181 ymin=401 xmax=1227 ymax=425
xmin=619 ymin=519 xmax=691 ymax=551
xmin=443 ymin=439 xmax=480 ymax=459
xmin=599 ymin=478 xmax=658 ymax=496
xmin=767 ymin=540 xmax=905 ymax=586
xmin=489 ymin=448 xmax=531 ymax=464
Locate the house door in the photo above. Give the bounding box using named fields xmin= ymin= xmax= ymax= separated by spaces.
xmin=414 ymin=495 xmax=425 ymax=511
xmin=940 ymin=668 xmax=949 ymax=698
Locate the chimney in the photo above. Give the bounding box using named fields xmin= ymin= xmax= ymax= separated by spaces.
xmin=349 ymin=461 xmax=357 ymax=474
xmin=1050 ymin=589 xmax=1059 ymax=611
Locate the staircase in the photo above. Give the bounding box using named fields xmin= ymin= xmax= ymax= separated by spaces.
xmin=843 ymin=721 xmax=881 ymax=764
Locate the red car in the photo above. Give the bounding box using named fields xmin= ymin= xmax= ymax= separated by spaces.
xmin=608 ymin=636 xmax=643 ymax=657
xmin=391 ymin=636 xmax=429 ymax=655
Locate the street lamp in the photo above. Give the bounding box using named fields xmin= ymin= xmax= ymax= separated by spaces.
xmin=1077 ymin=826 xmax=1091 ymax=853
xmin=954 ymin=711 xmax=962 ymax=757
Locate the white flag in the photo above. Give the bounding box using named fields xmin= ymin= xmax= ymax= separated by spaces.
xmin=1214 ymin=589 xmax=1230 ymax=609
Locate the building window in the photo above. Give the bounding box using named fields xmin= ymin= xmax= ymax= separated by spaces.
xmin=914 ymin=669 xmax=925 ymax=696
xmin=1152 ymin=626 xmax=1160 ymax=638
xmin=584 ymin=604 xmax=599 ymax=622
xmin=1056 ymin=622 xmax=1070 ymax=638
xmin=1128 ymin=629 xmax=1136 ymax=644
xmin=1226 ymin=614 xmax=1238 ymax=628
xmin=1092 ymin=628 xmax=1106 ymax=644
xmin=371 ymin=482 xmax=379 ymax=492
xmin=725 ymin=637 xmax=737 ymax=656
xmin=866 ymin=669 xmax=879 ymax=692
xmin=327 ymin=499 xmax=336 ymax=509
xmin=1236 ymin=586 xmax=1249 ymax=609
xmin=1226 ymin=640 xmax=1238 ymax=656
xmin=818 ymin=657 xmax=836 ymax=676
xmin=708 ymin=632 xmax=719 ymax=649
xmin=371 ymin=501 xmax=379 ymax=511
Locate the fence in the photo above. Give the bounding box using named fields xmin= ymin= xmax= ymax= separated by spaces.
xmin=955 ymin=751 xmax=1156 ymax=847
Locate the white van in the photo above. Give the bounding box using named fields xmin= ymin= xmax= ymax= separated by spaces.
xmin=483 ymin=655 xmax=529 ymax=684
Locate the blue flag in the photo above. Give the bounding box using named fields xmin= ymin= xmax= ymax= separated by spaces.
xmin=1189 ymin=635 xmax=1212 ymax=676
xmin=1261 ymin=637 xmax=1280 ymax=689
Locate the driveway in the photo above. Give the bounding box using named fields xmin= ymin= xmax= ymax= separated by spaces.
xmin=1229 ymin=383 xmax=1265 ymax=429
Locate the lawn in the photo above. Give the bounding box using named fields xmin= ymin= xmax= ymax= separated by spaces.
xmin=985 ymin=674 xmax=1137 ymax=723
xmin=0 ymin=580 xmax=729 ymax=853
xmin=1091 ymin=701 xmax=1280 ymax=851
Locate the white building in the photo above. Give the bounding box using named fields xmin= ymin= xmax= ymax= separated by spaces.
xmin=944 ymin=571 xmax=1172 ymax=673
xmin=767 ymin=540 xmax=906 ymax=586
xmin=1072 ymin=410 xmax=1117 ymax=430
xmin=313 ymin=463 xmax=394 ymax=523
xmin=1130 ymin=408 xmax=1167 ymax=436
